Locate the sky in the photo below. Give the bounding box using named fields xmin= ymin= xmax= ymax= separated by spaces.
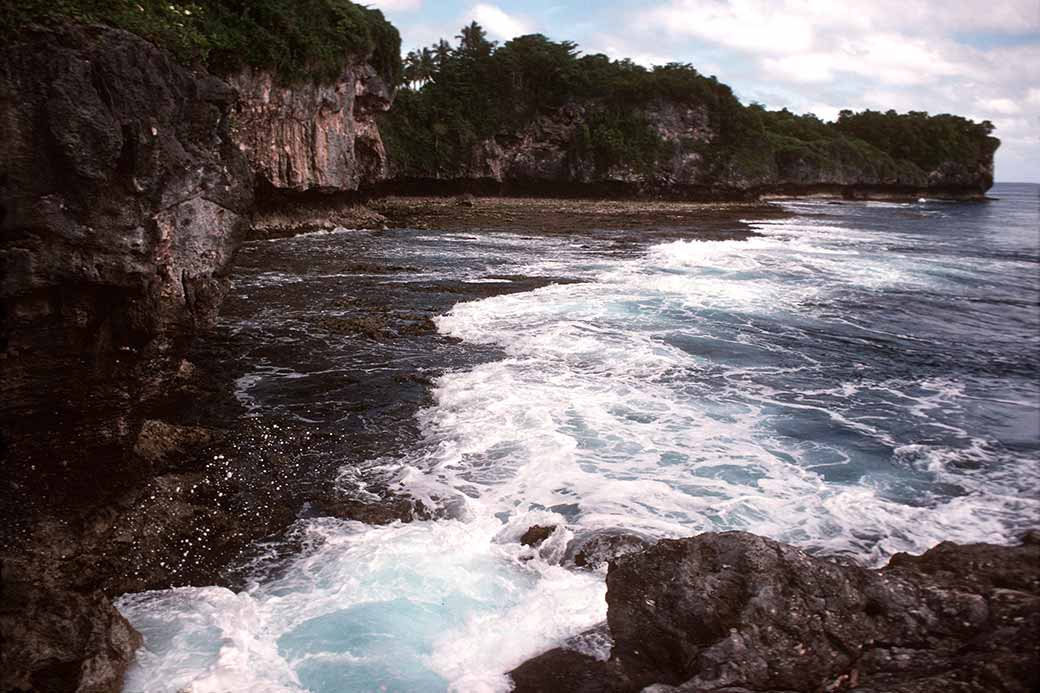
xmin=366 ymin=0 xmax=1040 ymax=183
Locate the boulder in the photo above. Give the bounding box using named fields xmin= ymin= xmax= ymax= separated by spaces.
xmin=512 ymin=531 xmax=1040 ymax=692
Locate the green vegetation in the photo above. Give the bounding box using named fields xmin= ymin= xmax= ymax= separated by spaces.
xmin=383 ymin=23 xmax=998 ymax=185
xmin=382 ymin=25 xmax=750 ymax=177
xmin=7 ymin=4 xmax=996 ymax=185
xmin=835 ymin=109 xmax=998 ymax=172
xmin=5 ymin=0 xmax=401 ymax=84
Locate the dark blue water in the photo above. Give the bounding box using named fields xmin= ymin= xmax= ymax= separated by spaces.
xmin=118 ymin=183 xmax=1040 ymax=692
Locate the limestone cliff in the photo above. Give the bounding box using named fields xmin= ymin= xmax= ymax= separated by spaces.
xmin=228 ymin=62 xmax=393 ymax=193
xmin=0 ymin=23 xmax=254 ymax=504
xmin=384 ymin=99 xmax=996 ymax=198
xmin=0 ymin=16 xmax=402 ymax=691
xmin=0 ymin=22 xmax=252 ymax=691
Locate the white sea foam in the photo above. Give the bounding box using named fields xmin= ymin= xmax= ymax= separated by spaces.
xmin=118 ymin=517 xmax=605 ymax=693
xmin=119 ymin=199 xmax=1039 ymax=691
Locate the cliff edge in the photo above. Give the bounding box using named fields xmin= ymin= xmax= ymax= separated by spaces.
xmin=0 ymin=8 xmax=398 ymax=689
xmin=379 ymin=31 xmax=998 ymax=199
xmin=0 ymin=22 xmax=254 ymax=517
xmin=229 ymin=62 xmax=393 ymax=193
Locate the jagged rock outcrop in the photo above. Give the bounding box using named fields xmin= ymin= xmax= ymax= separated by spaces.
xmin=0 ymin=22 xmax=253 ymax=506
xmin=511 ymin=531 xmax=1040 ymax=693
xmin=0 ymin=22 xmax=253 ymax=692
xmin=1 ymin=551 xmax=142 ymax=693
xmin=228 ymin=62 xmax=393 ymax=193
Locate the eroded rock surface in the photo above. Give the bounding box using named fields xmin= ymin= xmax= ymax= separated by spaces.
xmin=0 ymin=22 xmax=253 ymax=513
xmin=0 ymin=22 xmax=252 ymax=692
xmin=512 ymin=531 xmax=1040 ymax=693
xmin=229 ymin=62 xmax=393 ymax=193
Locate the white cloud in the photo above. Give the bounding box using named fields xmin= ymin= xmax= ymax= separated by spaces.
xmin=641 ymin=0 xmax=1039 ymax=43
xmin=641 ymin=1 xmax=815 ymax=55
xmin=364 ymin=0 xmax=423 ymax=10
xmin=764 ymin=33 xmax=968 ymax=86
xmin=978 ymin=98 xmax=1022 ymax=115
xmin=805 ymin=102 xmax=843 ymax=122
xmin=468 ymin=4 xmax=533 ymax=41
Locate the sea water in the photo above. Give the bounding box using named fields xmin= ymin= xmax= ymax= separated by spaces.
xmin=117 ymin=183 xmax=1040 ymax=692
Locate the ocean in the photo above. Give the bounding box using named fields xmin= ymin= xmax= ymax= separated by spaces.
xmin=116 ymin=183 xmax=1040 ymax=692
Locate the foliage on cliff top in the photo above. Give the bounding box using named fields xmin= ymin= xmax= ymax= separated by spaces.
xmin=383 ymin=24 xmax=998 ymax=184
xmin=383 ymin=25 xmax=751 ymax=176
xmin=5 ymin=0 xmax=402 ymax=84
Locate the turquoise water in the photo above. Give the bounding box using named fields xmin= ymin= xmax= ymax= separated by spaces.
xmin=118 ymin=184 xmax=1040 ymax=692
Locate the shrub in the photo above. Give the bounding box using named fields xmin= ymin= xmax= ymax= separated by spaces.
xmin=5 ymin=0 xmax=401 ymax=85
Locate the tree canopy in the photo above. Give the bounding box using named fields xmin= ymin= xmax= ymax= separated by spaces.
xmin=381 ymin=23 xmax=998 ymax=183
xmin=6 ymin=0 xmax=402 ymax=84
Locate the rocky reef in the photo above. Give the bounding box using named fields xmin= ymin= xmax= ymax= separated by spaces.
xmin=512 ymin=531 xmax=1040 ymax=692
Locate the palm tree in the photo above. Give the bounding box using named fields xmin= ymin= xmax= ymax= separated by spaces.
xmin=434 ymin=39 xmax=452 ymax=69
xmin=418 ymin=47 xmax=436 ymax=86
xmin=402 ymin=49 xmax=420 ymax=89
xmin=456 ymin=21 xmax=493 ymax=58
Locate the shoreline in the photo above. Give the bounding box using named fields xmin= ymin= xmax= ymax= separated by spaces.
xmin=7 ymin=206 xmax=761 ymax=689
xmin=249 ymin=187 xmax=997 ymax=240
xmin=251 ymin=194 xmax=787 ymax=239
xmin=4 ymin=196 xmax=1037 ymax=692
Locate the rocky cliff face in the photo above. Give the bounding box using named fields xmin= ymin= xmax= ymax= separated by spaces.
xmin=0 ymin=22 xmax=253 ymax=692
xmin=0 ymin=22 xmax=254 ymax=510
xmin=0 ymin=18 xmax=402 ymax=691
xmin=228 ymin=62 xmax=393 ymax=193
xmin=386 ymin=99 xmax=995 ymax=198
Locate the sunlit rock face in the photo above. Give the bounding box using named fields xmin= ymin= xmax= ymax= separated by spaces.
xmin=228 ymin=61 xmax=393 ymax=193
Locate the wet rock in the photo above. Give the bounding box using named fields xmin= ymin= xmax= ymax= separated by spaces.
xmin=511 ymin=648 xmax=628 ymax=693
xmin=564 ymin=529 xmax=651 ymax=570
xmin=317 ymin=315 xmax=388 ymax=339
xmin=0 ymin=555 xmax=141 ymax=693
xmin=311 ymin=495 xmax=431 ymax=525
xmin=512 ymin=531 xmax=1040 ymax=693
xmin=521 ymin=525 xmax=558 ymax=547
xmin=132 ymin=420 xmax=215 ymax=470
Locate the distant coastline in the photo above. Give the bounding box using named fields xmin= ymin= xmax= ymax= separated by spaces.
xmin=0 ymin=4 xmax=1027 ymax=692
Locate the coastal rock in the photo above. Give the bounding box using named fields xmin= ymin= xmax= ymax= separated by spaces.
xmin=0 ymin=22 xmax=253 ymax=510
xmin=520 ymin=524 xmax=558 ymax=547
xmin=386 ymin=99 xmax=994 ymax=199
xmin=0 ymin=22 xmax=252 ymax=691
xmin=564 ymin=529 xmax=651 ymax=570
xmin=0 ymin=554 xmax=142 ymax=693
xmin=228 ymin=61 xmax=393 ymax=193
xmin=511 ymin=531 xmax=1040 ymax=692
